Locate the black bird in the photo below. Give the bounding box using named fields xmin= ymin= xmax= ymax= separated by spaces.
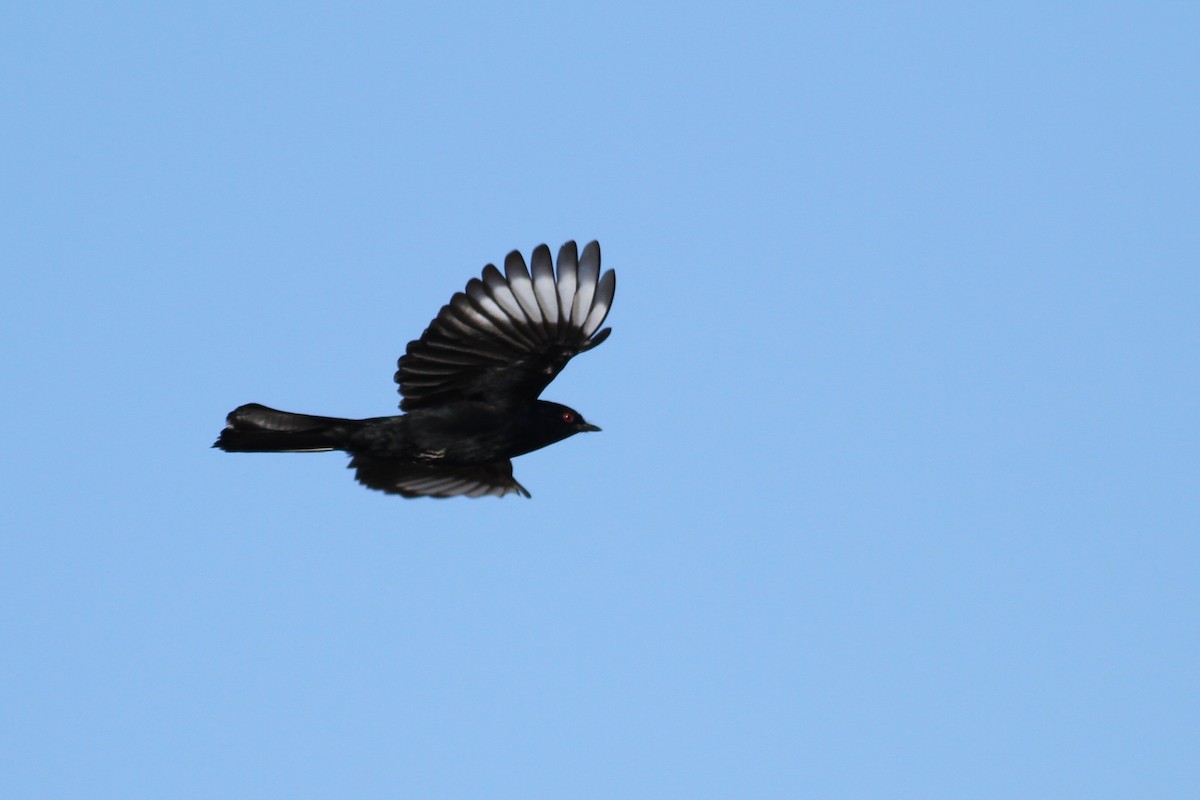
xmin=214 ymin=241 xmax=615 ymax=498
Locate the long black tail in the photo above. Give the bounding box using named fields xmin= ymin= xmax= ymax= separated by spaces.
xmin=213 ymin=403 xmax=362 ymax=453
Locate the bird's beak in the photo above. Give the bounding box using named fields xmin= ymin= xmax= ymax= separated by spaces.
xmin=578 ymin=422 xmax=601 ymax=433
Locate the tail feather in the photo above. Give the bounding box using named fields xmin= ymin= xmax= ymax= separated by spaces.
xmin=213 ymin=403 xmax=360 ymax=453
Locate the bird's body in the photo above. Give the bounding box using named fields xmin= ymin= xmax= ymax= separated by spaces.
xmin=214 ymin=241 xmax=614 ymax=498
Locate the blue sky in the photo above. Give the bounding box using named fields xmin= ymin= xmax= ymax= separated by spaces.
xmin=2 ymin=3 xmax=1197 ymax=797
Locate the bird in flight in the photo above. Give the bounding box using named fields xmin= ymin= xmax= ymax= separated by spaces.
xmin=214 ymin=240 xmax=616 ymax=498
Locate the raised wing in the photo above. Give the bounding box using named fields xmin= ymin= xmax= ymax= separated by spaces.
xmin=395 ymin=241 xmax=616 ymax=411
xmin=350 ymin=456 xmax=531 ymax=499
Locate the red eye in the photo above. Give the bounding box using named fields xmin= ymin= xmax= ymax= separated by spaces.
xmin=561 ymin=411 xmax=575 ymax=423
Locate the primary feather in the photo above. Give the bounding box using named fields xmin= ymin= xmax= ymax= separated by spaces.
xmin=395 ymin=240 xmax=615 ymax=411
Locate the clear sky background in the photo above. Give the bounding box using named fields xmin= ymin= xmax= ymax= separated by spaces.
xmin=3 ymin=3 xmax=1197 ymax=798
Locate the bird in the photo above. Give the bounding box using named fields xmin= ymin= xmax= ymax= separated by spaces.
xmin=213 ymin=240 xmax=616 ymax=498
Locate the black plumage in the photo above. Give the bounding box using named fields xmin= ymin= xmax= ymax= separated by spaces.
xmin=214 ymin=241 xmax=615 ymax=498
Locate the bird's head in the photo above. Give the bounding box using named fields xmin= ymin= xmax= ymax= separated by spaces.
xmin=539 ymin=400 xmax=601 ymax=433
xmin=521 ymin=400 xmax=600 ymax=453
